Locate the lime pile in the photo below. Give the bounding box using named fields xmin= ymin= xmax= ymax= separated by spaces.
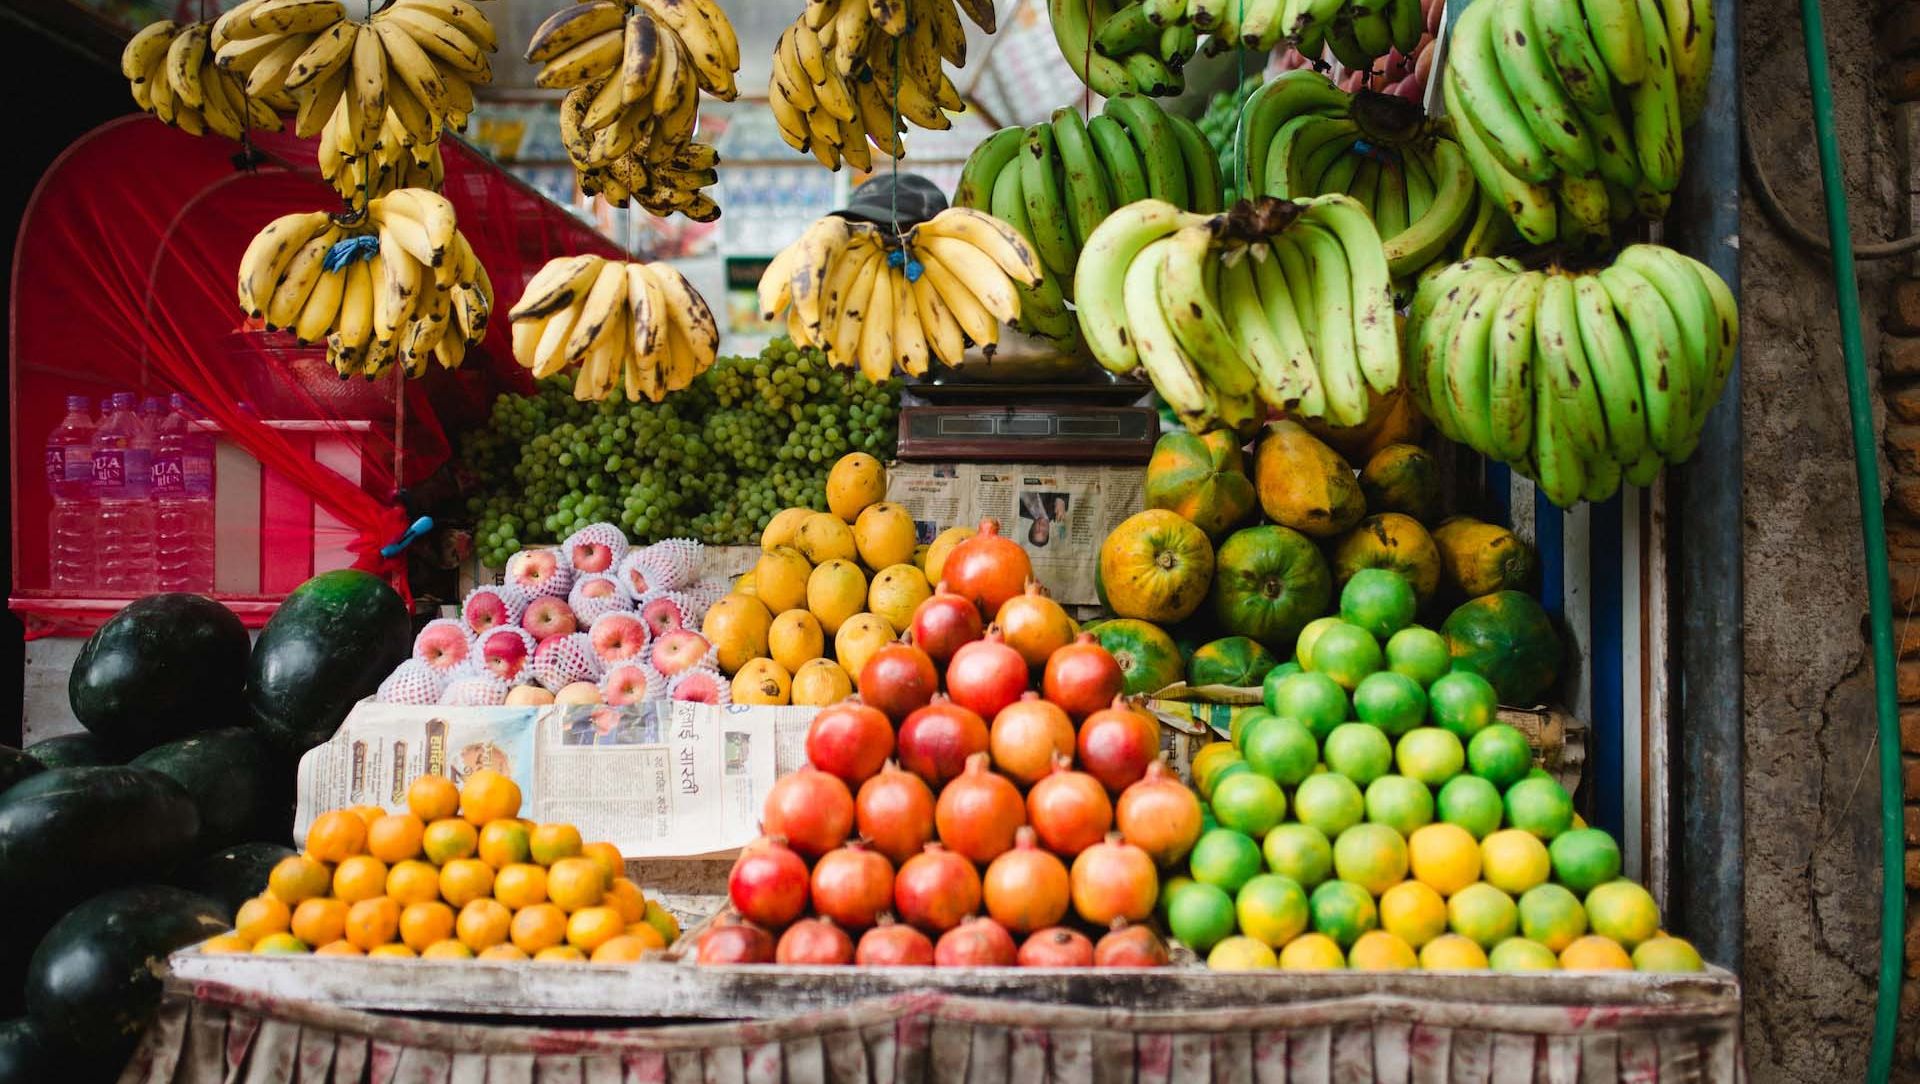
xmin=1170 ymin=570 xmax=1701 ymax=973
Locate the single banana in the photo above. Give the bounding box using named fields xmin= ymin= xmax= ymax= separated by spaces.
xmin=955 ymin=126 xmax=1024 ymax=209
xmin=1597 ymin=263 xmax=1692 ymax=456
xmin=1529 ymin=365 xmax=1587 ymax=506
xmin=1570 ymin=274 xmax=1650 ymax=462
xmin=562 ymin=258 xmax=632 ymax=366
xmin=1159 ymin=225 xmax=1257 ymax=399
xmin=1580 ymin=0 xmax=1646 ymax=85
xmin=1443 ymin=78 xmax=1558 ymax=244
xmin=1052 ymin=107 xmax=1117 ymax=249
xmin=1087 ymin=114 xmax=1150 ymax=205
xmin=1019 ymin=125 xmax=1081 ymax=279
xmin=1167 ymin=113 xmax=1224 ymax=213
xmin=1628 ymin=0 xmax=1682 ymax=192
xmin=1127 ymin=238 xmax=1219 ymax=432
xmin=912 ymin=265 xmax=967 ymax=367
xmin=1533 ymin=271 xmax=1611 ymax=457
xmin=1073 ymin=200 xmax=1204 ymax=374
xmin=855 ymin=256 xmax=896 ymax=382
xmin=1105 ymin=94 xmax=1188 ymax=207
xmin=1486 ymin=270 xmax=1543 ymax=461
xmin=1490 ymin=0 xmax=1598 ymax=176
xmin=1290 ymin=221 xmax=1367 ymax=426
xmin=238 ymin=211 xmax=331 ymax=317
xmin=1304 ymin=195 xmax=1399 ymax=396
xmin=1250 ymin=243 xmax=1326 ymax=417
xmin=1385 ymin=138 xmax=1475 ymax=277
xmin=265 ymin=228 xmax=338 ymax=330
xmin=1436 ymin=271 xmax=1507 ymax=453
xmin=1444 ymin=0 xmax=1552 ymax=182
xmin=914 ymin=207 xmax=1046 ymax=287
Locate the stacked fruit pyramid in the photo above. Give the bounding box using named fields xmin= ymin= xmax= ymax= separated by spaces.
xmin=201 ymin=770 xmax=679 ymax=961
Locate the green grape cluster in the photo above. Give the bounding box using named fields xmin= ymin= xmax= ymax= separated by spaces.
xmin=1199 ymin=74 xmax=1265 ymax=206
xmin=462 ymin=338 xmax=902 ymax=566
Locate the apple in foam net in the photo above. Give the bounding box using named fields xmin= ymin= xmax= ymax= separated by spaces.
xmin=578 ymin=577 xmax=621 ymax=600
xmin=413 ymin=620 xmax=472 ymax=672
xmin=651 ymin=629 xmax=711 ymax=677
xmin=555 ymin=681 xmax=602 ymax=705
xmin=571 ymin=539 xmax=617 ymax=574
xmin=463 ymin=589 xmax=520 ymax=635
xmin=602 ymin=663 xmax=655 ymax=706
xmin=505 ymin=548 xmax=569 ymax=598
xmin=480 ymin=628 xmax=536 ymax=682
xmin=640 ymin=595 xmax=688 ymax=638
xmin=590 ymin=613 xmax=650 ymax=663
xmin=506 ymin=685 xmax=556 ymax=706
xmin=520 ymin=597 xmax=577 ymax=642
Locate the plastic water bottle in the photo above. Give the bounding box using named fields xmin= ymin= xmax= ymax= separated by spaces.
xmin=45 ymin=395 xmax=96 ymax=592
xmin=93 ymin=392 xmax=157 ymax=595
xmin=155 ymin=394 xmax=215 ymax=593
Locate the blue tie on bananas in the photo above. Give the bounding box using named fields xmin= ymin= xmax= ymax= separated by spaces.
xmin=1074 ymin=195 xmax=1401 ymax=436
xmin=953 ymin=96 xmax=1224 ymax=351
xmin=1440 ymin=0 xmax=1714 ymax=246
xmin=1404 ymin=245 xmax=1736 ymax=506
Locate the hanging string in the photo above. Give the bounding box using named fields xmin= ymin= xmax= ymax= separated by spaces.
xmin=886 ymin=4 xmax=922 ymax=281
xmin=1233 ymin=0 xmax=1250 ymax=200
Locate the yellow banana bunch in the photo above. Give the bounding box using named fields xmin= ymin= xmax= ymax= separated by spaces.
xmin=319 ymin=108 xmax=446 ymax=199
xmin=235 ymin=188 xmax=493 ymax=379
xmin=756 ymin=208 xmax=1043 ymax=382
xmin=554 ymin=71 xmax=722 ymax=220
xmin=507 ymin=255 xmax=720 ymax=402
xmin=122 ymin=19 xmax=284 ymax=139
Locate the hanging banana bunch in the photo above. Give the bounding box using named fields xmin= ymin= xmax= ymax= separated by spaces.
xmin=236 ymin=188 xmax=493 ymax=379
xmin=122 ymin=20 xmax=285 ymax=138
xmin=320 ymin=113 xmax=447 ymax=201
xmin=765 ymin=0 xmax=983 ymax=170
xmin=507 ymin=256 xmax=720 ymax=402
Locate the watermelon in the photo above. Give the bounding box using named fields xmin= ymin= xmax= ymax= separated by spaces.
xmin=248 ymin=570 xmax=411 ymax=755
xmin=1188 ymin=636 xmax=1279 ymax=688
xmin=176 ymin=842 xmax=298 ymax=915
xmin=1207 ymin=525 xmax=1332 ymax=655
xmin=1092 ymin=619 xmax=1185 ymax=696
xmin=131 ymin=728 xmax=291 ymax=851
xmin=25 ymin=732 xmax=116 ymax=770
xmin=68 ymin=593 xmax=250 ymax=754
xmin=0 ymin=1017 xmax=58 ymax=1084
xmin=0 ymin=767 xmax=201 ymax=923
xmin=1441 ymin=590 xmax=1562 ymax=705
xmin=0 ymin=749 xmax=41 ymax=796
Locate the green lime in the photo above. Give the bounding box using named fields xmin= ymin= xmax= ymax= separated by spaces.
xmin=1263 ymin=823 xmax=1334 ymax=888
xmin=1585 ymin=881 xmax=1661 ymax=949
xmin=1190 ymin=828 xmax=1265 ymax=893
xmin=1166 ymin=880 xmax=1237 ymax=953
xmin=1631 ymin=937 xmax=1705 ymax=972
xmin=1364 ymin=775 xmax=1434 ymax=837
xmin=1548 ymin=829 xmax=1622 ymax=894
xmin=1488 ymin=937 xmax=1560 ymax=971
xmin=1323 ymin=722 xmax=1394 ymax=785
xmin=1266 ymin=671 xmax=1349 ymax=741
xmin=1200 ymin=803 xmax=1218 ymax=831
xmin=1208 ymin=935 xmax=1279 ymax=970
xmin=1199 ymin=759 xmax=1253 ymax=802
xmin=1503 ymin=777 xmax=1574 ymax=840
xmin=1352 ymin=671 xmax=1428 ymax=736
xmin=1264 ymin=659 xmax=1304 ymax=697
xmin=1332 ymin=823 xmax=1409 ymax=895
xmin=1428 ymin=671 xmax=1499 ymax=740
xmin=1307 ymin=623 xmax=1383 ymax=691
xmin=1308 ymin=880 xmax=1378 ymax=948
xmin=1158 ymin=874 xmax=1197 ymax=926
xmin=1517 ymin=884 xmax=1588 ymax=953
xmin=1447 ymin=882 xmax=1518 ymax=948
xmin=1466 ymin=724 xmax=1533 ymax=789
xmin=1526 ymin=767 xmax=1555 ymax=783
xmin=1230 ymin=707 xmax=1278 ymax=749
xmin=1340 ymin=568 xmax=1418 ymax=638
xmin=1295 ymin=616 xmax=1343 ymax=670
xmin=1385 ymin=626 xmax=1450 ymax=687
xmin=1236 ymin=873 xmax=1310 ymax=947
xmin=1436 ymin=775 xmax=1505 ymax=839
xmin=1293 ymin=773 xmax=1366 ymax=838
xmin=1211 ymin=772 xmax=1287 ymax=839
xmin=1243 ymin=716 xmax=1320 ymax=785
xmin=1395 ymin=727 xmax=1466 ymax=786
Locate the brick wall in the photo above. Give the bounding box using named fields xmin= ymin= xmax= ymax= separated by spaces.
xmin=1889 ymin=76 xmax=1920 ymax=1031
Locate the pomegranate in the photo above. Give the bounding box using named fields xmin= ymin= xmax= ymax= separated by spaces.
xmin=934 ymin=753 xmax=1027 ymax=864
xmin=910 ymin=585 xmax=984 ymax=665
xmin=996 ymin=582 xmax=1077 ymax=669
xmin=775 ymin=917 xmax=855 ymax=965
xmin=944 ymin=629 xmax=1029 ymax=722
xmin=934 ymin=916 xmax=1018 ymax=967
xmin=1017 ymin=927 xmax=1095 ymax=968
xmin=1043 ymin=634 xmax=1125 ymax=719
xmin=696 ymin=923 xmax=774 ymax=965
xmin=988 ymin=693 xmax=1076 ymax=787
xmin=855 ymin=761 xmax=937 ymax=865
xmin=982 ymin=827 xmax=1070 ymax=934
xmin=727 ymin=838 xmax=810 ymax=928
xmin=893 ymin=842 xmax=981 ymax=933
xmin=1070 ymin=833 xmax=1159 ymax=926
xmin=809 ymin=841 xmax=894 ymax=930
xmin=942 ymin=518 xmax=1033 ymax=620
xmin=857 ymin=642 xmax=939 ymax=722
xmin=1115 ymin=758 xmax=1205 ymax=867
xmin=1076 ymin=698 xmax=1163 ymax=794
xmin=855 ymin=916 xmax=935 ymax=966
xmin=1093 ymin=921 xmax=1170 ymax=967
xmin=1025 ymin=756 xmax=1114 ymax=857
xmin=805 ymin=701 xmax=895 ymax=788
xmin=762 ymin=767 xmax=855 ymax=858
xmin=897 ymin=697 xmax=990 ymax=789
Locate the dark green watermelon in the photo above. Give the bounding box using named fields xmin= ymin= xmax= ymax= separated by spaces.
xmin=1441 ymin=590 xmax=1563 ymax=705
xmin=26 ymin=886 xmax=227 ymax=1064
xmin=131 ymin=728 xmax=291 ymax=851
xmin=248 ymin=570 xmax=410 ymax=755
xmin=176 ymin=842 xmax=297 ymax=915
xmin=25 ymin=732 xmax=117 ymax=769
xmin=0 ymin=767 xmax=201 ymax=920
xmin=69 ymin=593 xmax=250 ymax=755
xmin=0 ymin=1017 xmax=59 ymax=1084
xmin=0 ymin=748 xmax=41 ymax=796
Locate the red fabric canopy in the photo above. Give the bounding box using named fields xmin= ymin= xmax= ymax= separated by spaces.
xmin=10 ymin=115 xmax=622 ymax=628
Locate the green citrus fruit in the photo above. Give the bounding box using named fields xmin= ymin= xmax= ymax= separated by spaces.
xmin=1517 ymin=884 xmax=1588 ymax=952
xmin=1488 ymin=937 xmax=1560 ymax=971
xmin=1378 ymin=880 xmax=1448 ymax=948
xmin=1436 ymin=775 xmax=1505 ymax=839
xmin=1385 ymin=626 xmax=1451 ymax=687
xmin=1466 ymin=723 xmax=1533 ymax=789
xmin=1364 ymin=774 xmax=1434 ymax=837
xmin=1395 ymin=727 xmax=1466 ymax=786
xmin=1427 ymin=670 xmax=1499 ymax=740
xmin=1503 ymin=777 xmax=1574 ymax=840
xmin=1332 ymin=823 xmax=1409 ymax=895
xmin=1352 ymin=671 xmax=1428 ymax=736
xmin=1210 ymin=772 xmax=1287 ymax=839
xmin=1323 ymin=722 xmax=1394 ymax=785
xmin=1266 ymin=671 xmax=1349 ymax=741
xmin=1309 ymin=879 xmax=1378 ymax=948
xmin=1157 ymin=874 xmax=1196 ymax=926
xmin=1407 ymin=822 xmax=1482 ymax=896
xmin=1340 ymin=568 xmax=1417 ymax=639
xmin=1262 ymin=823 xmax=1334 ymax=888
xmin=1585 ymin=881 xmax=1661 ymax=950
xmin=1447 ymin=882 xmax=1518 ymax=948
xmin=1190 ymin=828 xmax=1264 ymax=894
xmin=1548 ymin=828 xmax=1623 ymax=894
xmin=1480 ymin=829 xmax=1552 ymax=895
xmin=1230 ymin=707 xmax=1278 ymax=749
xmin=1198 ymin=758 xmax=1252 ymax=802
xmin=1236 ymin=874 xmax=1310 ymax=947
xmin=1295 ymin=616 xmax=1343 ymax=670
xmin=1418 ymin=933 xmax=1490 ymax=969
xmin=1208 ymin=935 xmax=1279 ymax=970
xmin=1631 ymin=936 xmax=1705 ymax=972
xmin=1166 ymin=880 xmax=1237 ymax=953
xmin=1243 ymin=716 xmax=1319 ymax=785
xmin=1307 ymin=623 xmax=1384 ymax=691
xmin=1293 ymin=773 xmax=1366 ymax=838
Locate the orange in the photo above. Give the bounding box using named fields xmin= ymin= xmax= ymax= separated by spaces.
xmin=400 ymin=901 xmax=456 ymax=951
xmin=314 ymin=941 xmax=364 ymax=957
xmin=1559 ymin=934 xmax=1633 ymax=971
xmin=306 ymin=810 xmax=369 ymax=863
xmin=478 ymin=944 xmax=529 ymax=961
xmin=233 ymin=896 xmax=291 ymax=943
xmin=456 ymin=898 xmax=513 ymax=951
xmin=332 ymin=855 xmax=390 ymax=904
xmin=546 ymin=858 xmax=606 ymax=912
xmin=493 ymin=863 xmax=549 ymax=909
xmin=368 ymin=943 xmax=417 ymax=959
xmin=439 ymin=859 xmax=496 ymax=908
xmin=510 ymin=903 xmax=568 ymax=953
xmin=348 ymin=805 xmax=385 ymax=829
xmin=409 ymin=774 xmax=460 ymax=822
xmin=529 ymin=823 xmax=584 ymax=866
xmin=621 ymin=923 xmax=668 ymax=951
xmin=200 ymin=934 xmax=252 ymax=955
xmin=534 ymin=945 xmax=585 ymax=963
xmin=267 ymin=855 xmax=332 ymax=906
xmin=590 ymin=935 xmax=656 ymax=963
xmin=421 ymin=939 xmax=474 ymax=960
xmin=367 ymin=813 xmax=426 ymax=863
xmin=422 ymin=818 xmax=479 ymax=865
xmin=565 ymin=906 xmax=626 ymax=952
xmin=459 ymin=769 xmax=522 ymax=826
xmin=477 ymin=819 xmax=532 ymax=869
xmin=386 ymin=859 xmax=443 ymax=905
xmin=581 ymin=841 xmax=624 ymax=888
xmin=290 ymin=898 xmax=349 ymax=948
xmin=346 ymin=897 xmax=402 ymax=950
xmin=606 ymin=878 xmax=647 ymax=924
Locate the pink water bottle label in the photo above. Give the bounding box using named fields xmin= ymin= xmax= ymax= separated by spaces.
xmin=44 ymin=448 xmax=60 ymax=486
xmin=92 ymin=450 xmax=125 ymax=486
xmin=152 ymin=454 xmax=184 ymax=496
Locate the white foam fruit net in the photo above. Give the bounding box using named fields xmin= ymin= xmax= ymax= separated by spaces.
xmin=532 ymin=632 xmax=602 ymax=690
xmin=599 ymin=660 xmax=666 ymax=705
xmin=588 ymin=611 xmax=653 ymax=663
xmin=462 ymin=583 xmax=529 ymax=633
xmin=440 ymin=670 xmax=511 ymax=706
xmin=505 ymin=547 xmax=574 ymax=599
xmin=476 ymin=626 xmax=539 ymax=683
xmin=568 ymin=573 xmax=633 ymax=624
xmin=684 ymin=577 xmax=732 ymax=610
xmin=668 ymin=666 xmax=731 ymax=706
xmin=637 ymin=590 xmax=704 ymax=638
xmin=412 ymin=617 xmax=476 ymax=671
xmin=378 ymin=659 xmax=447 ymax=705
xmin=636 ymin=538 xmax=703 ymax=589
xmin=562 ymin=523 xmax=631 ymax=569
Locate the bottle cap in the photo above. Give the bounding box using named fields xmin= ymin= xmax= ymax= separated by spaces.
xmin=111 ymin=392 xmax=136 ymax=409
xmin=65 ymin=395 xmax=91 ymax=412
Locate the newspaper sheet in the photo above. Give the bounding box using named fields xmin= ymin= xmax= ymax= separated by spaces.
xmin=296 ymin=700 xmax=823 ymax=858
xmin=885 ymin=461 xmax=1145 ymax=606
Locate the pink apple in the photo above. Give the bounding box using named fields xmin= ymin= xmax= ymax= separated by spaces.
xmin=555 ymin=681 xmax=602 ymax=706
xmin=462 ymin=586 xmax=525 ymax=635
xmin=600 ymin=662 xmax=658 ymax=706
xmin=578 ymin=577 xmax=620 ymax=600
xmin=480 ymin=627 xmax=537 ymax=682
xmin=668 ymin=667 xmax=729 ymax=706
xmin=589 ymin=613 xmax=650 ymax=663
xmin=533 ymin=633 xmax=598 ymax=690
xmin=520 ymin=596 xmax=578 ymax=642
xmin=413 ymin=619 xmax=473 ymax=672
xmin=505 ymin=548 xmax=572 ymax=599
xmin=571 ymin=541 xmax=617 ymax=573
xmin=650 ymin=629 xmax=711 ymax=677
xmin=639 ymin=594 xmax=689 ymax=638
xmin=506 ymin=684 xmax=556 ymax=706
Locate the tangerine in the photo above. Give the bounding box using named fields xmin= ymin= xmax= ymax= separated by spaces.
xmin=530 ymin=823 xmax=584 ymax=866
xmin=477 ymin=819 xmax=533 ymax=868
xmin=439 ymin=858 xmax=496 ymax=908
xmin=460 ymin=769 xmax=523 ymax=825
xmin=345 ymin=897 xmax=402 ymax=950
xmin=290 ymin=898 xmax=349 ymax=948
xmin=267 ymin=855 xmax=331 ymax=906
xmin=422 ymin=818 xmax=479 ymax=865
xmin=306 ymin=810 xmax=368 ymax=863
xmin=234 ymin=895 xmax=291 ymax=943
xmin=565 ymin=906 xmax=626 ymax=951
xmin=511 ymin=904 xmax=569 ymax=953
xmin=456 ymin=898 xmax=513 ymax=951
xmin=367 ymin=813 xmax=426 ymax=863
xmin=386 ymin=859 xmax=444 ymax=905
xmin=332 ymin=855 xmax=390 ymax=904
xmin=547 ymin=857 xmax=606 ymax=912
xmin=494 ymin=863 xmax=549 ymax=909
xmin=408 ymin=774 xmax=461 ymax=822
xmin=400 ymin=901 xmax=456 ymax=951
xmin=421 ymin=939 xmax=474 ymax=960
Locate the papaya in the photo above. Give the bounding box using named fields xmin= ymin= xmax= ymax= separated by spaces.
xmin=1098 ymin=510 xmax=1216 ymax=624
xmin=1442 ymin=590 xmax=1562 ymax=705
xmin=1432 ymin=516 xmax=1536 ymax=597
xmin=1189 ymin=637 xmax=1280 ymax=688
xmin=1092 ymin=619 xmax=1186 ymax=696
xmin=1330 ymin=513 xmax=1442 ymax=604
xmin=1360 ymin=444 xmax=1443 ymax=523
xmin=1252 ymin=421 xmax=1365 ymax=539
xmin=1209 ymin=525 xmax=1333 ymax=654
xmin=1289 ymin=381 xmax=1427 ymax=462
xmin=1145 ymin=432 xmax=1257 ymax=539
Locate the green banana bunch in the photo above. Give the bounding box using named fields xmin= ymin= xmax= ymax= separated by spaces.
xmin=1404 ymin=244 xmax=1737 ymax=505
xmin=1074 ymin=194 xmax=1401 ymax=436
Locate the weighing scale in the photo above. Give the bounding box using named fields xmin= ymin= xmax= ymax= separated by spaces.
xmin=892 ymin=361 xmax=1160 ymax=464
